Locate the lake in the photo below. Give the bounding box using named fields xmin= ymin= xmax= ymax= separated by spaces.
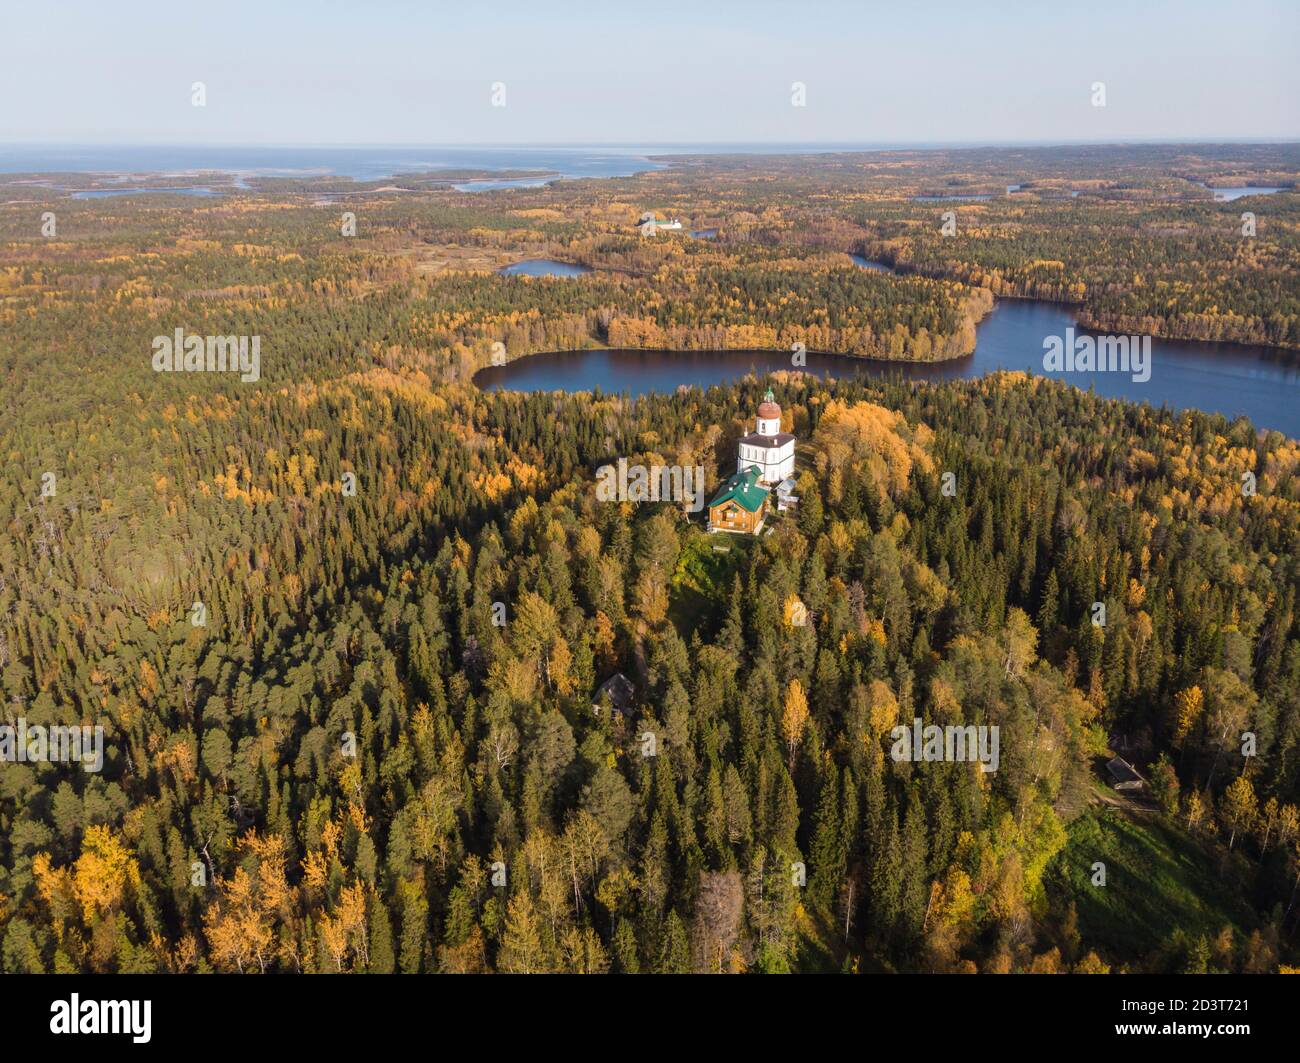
xmin=499 ymin=259 xmax=591 ymax=277
xmin=1204 ymin=185 xmax=1287 ymax=202
xmin=71 ymin=186 xmax=220 ymax=199
xmin=849 ymin=253 xmax=892 ymax=273
xmin=452 ymin=176 xmax=560 ymax=192
xmin=913 ymin=194 xmax=992 ymax=202
xmin=476 ymin=261 xmax=1300 ymax=438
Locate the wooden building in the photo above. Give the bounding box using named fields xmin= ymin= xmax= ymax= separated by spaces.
xmin=592 ymin=673 xmax=636 ymax=719
xmin=1105 ymin=756 xmax=1147 ymax=792
xmin=707 ymin=465 xmax=770 ymax=535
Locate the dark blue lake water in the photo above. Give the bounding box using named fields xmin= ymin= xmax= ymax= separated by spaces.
xmin=849 ymin=254 xmax=892 ymax=273
xmin=476 ymin=263 xmax=1300 ymax=438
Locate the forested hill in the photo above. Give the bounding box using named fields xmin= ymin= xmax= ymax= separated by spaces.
xmin=2 ymin=357 xmax=1298 ymax=972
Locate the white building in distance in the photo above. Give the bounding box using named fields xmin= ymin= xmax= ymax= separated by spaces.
xmin=638 ymin=211 xmax=682 ymax=235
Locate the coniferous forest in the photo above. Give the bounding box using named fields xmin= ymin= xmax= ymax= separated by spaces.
xmin=2 ymin=144 xmax=1300 ymax=979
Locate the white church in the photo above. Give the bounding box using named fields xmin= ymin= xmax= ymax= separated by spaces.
xmin=706 ymin=389 xmax=798 ymax=535
xmin=738 ymin=388 xmax=796 ymax=485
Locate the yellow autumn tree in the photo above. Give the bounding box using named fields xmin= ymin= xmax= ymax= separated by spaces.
xmin=1171 ymin=685 xmax=1204 ymax=748
xmin=206 ymin=866 xmax=275 ymax=974
xmin=782 ymin=679 xmax=809 ymax=767
xmin=137 ymin=659 xmax=159 ymax=704
xmin=1221 ymin=775 xmax=1258 ymax=850
xmin=203 ymin=832 xmax=293 ymax=973
xmin=32 ymin=852 xmax=78 ymax=942
xmin=73 ymin=826 xmax=139 ymax=923
xmin=782 ymin=593 xmax=808 ymax=629
xmin=320 ymin=881 xmax=369 ymax=971
xmin=811 ymin=400 xmax=935 ymax=497
xmin=866 ymin=678 xmax=899 ymax=738
xmin=633 ymin=568 xmax=669 ymax=627
xmin=549 ymin=635 xmax=575 ymax=695
xmin=1000 ymin=608 xmax=1038 ymax=677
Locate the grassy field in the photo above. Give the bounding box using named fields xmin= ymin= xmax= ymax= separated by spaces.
xmin=1045 ymin=804 xmax=1260 ymax=968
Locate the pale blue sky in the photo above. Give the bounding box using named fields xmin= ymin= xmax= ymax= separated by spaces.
xmin=3 ymin=0 xmax=1296 ymax=144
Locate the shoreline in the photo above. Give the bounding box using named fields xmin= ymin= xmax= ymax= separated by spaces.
xmin=864 ymin=254 xmax=1300 ymax=356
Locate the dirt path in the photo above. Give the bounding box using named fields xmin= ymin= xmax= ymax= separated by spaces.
xmin=1091 ymin=787 xmax=1161 ymax=815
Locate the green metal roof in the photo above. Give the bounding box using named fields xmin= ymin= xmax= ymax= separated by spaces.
xmin=708 ymin=465 xmax=769 ymax=514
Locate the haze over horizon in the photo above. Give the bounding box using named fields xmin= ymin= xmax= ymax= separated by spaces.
xmin=4 ymin=0 xmax=1296 ymax=146
xmin=7 ymin=138 xmax=1300 ymax=149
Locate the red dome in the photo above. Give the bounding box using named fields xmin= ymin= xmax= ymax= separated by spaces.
xmin=757 ymin=400 xmax=781 ymax=420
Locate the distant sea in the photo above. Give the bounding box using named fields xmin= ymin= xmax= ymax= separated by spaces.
xmin=0 ymin=141 xmax=1231 ymax=181
xmin=0 ymin=145 xmax=680 ymax=181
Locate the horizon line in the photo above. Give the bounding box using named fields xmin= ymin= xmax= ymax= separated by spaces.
xmin=3 ymin=138 xmax=1299 ymax=150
